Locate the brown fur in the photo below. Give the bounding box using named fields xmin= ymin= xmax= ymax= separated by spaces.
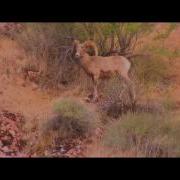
xmin=73 ymin=40 xmax=135 ymax=102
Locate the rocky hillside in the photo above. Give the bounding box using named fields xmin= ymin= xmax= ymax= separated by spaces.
xmin=0 ymin=23 xmax=180 ymax=157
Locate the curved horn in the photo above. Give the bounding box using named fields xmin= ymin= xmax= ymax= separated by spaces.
xmin=73 ymin=39 xmax=80 ymax=46
xmin=82 ymin=40 xmax=98 ymax=56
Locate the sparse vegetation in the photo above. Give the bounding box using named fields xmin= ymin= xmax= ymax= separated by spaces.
xmin=1 ymin=23 xmax=180 ymax=157
xmin=133 ymin=55 xmax=170 ymax=86
xmin=154 ymin=23 xmax=178 ymax=40
xmin=102 ymin=113 xmax=180 ymax=157
xmin=143 ymin=45 xmax=180 ymax=59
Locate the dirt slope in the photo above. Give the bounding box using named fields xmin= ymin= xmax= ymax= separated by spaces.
xmin=0 ymin=38 xmax=55 ymax=123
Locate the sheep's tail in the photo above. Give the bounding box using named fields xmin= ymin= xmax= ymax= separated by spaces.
xmin=125 ymin=54 xmax=150 ymax=61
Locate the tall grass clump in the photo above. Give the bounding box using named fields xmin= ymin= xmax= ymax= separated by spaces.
xmin=102 ymin=112 xmax=180 ymax=157
xmin=133 ymin=55 xmax=170 ymax=86
xmin=15 ymin=23 xmax=86 ymax=89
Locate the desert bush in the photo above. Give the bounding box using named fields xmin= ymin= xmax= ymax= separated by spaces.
xmin=98 ymin=76 xmax=137 ymax=118
xmin=133 ymin=55 xmax=170 ymax=86
xmin=102 ymin=112 xmax=180 ymax=157
xmin=15 ymin=23 xmax=83 ymax=89
xmin=41 ymin=98 xmax=98 ymax=145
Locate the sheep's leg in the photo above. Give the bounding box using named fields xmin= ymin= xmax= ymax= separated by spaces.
xmin=92 ymin=76 xmax=99 ymax=102
xmin=121 ymin=73 xmax=136 ymax=103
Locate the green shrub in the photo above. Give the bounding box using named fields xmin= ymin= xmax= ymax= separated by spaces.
xmin=53 ymin=99 xmax=91 ymax=120
xmin=42 ymin=98 xmax=98 ymax=143
xmin=102 ymin=113 xmax=180 ymax=157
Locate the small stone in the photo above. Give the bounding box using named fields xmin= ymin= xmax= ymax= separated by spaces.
xmin=44 ymin=150 xmax=50 ymax=156
xmin=84 ymin=97 xmax=91 ymax=103
xmin=60 ymin=147 xmax=66 ymax=153
xmin=31 ymin=83 xmax=38 ymax=91
xmin=16 ymin=78 xmax=26 ymax=86
xmin=16 ymin=153 xmax=28 ymax=157
xmin=0 ymin=141 xmax=3 ymax=147
xmin=9 ymin=130 xmax=16 ymax=137
xmin=1 ymin=146 xmax=10 ymax=153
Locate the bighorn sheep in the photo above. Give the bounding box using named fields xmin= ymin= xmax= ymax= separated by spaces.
xmin=72 ymin=40 xmax=135 ymax=103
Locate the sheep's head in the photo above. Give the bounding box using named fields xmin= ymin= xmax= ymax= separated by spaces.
xmin=73 ymin=40 xmax=86 ymax=59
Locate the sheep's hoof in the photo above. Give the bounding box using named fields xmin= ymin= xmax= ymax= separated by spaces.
xmin=84 ymin=97 xmax=91 ymax=103
xmin=84 ymin=96 xmax=98 ymax=103
xmin=88 ymin=93 xmax=93 ymax=99
xmin=91 ymin=97 xmax=99 ymax=103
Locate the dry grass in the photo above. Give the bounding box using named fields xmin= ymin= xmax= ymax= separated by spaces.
xmin=153 ymin=23 xmax=178 ymax=40
xmin=102 ymin=112 xmax=180 ymax=157
xmin=84 ymin=141 xmax=137 ymax=157
xmin=98 ymin=76 xmax=136 ymax=118
xmin=132 ymin=55 xmax=170 ymax=87
xmin=13 ymin=23 xmax=81 ymax=90
xmin=12 ymin=23 xmax=98 ymax=96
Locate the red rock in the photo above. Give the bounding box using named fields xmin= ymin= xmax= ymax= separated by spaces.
xmin=0 ymin=141 xmax=3 ymax=148
xmin=1 ymin=146 xmax=10 ymax=153
xmin=16 ymin=153 xmax=28 ymax=157
xmin=0 ymin=110 xmax=27 ymax=157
